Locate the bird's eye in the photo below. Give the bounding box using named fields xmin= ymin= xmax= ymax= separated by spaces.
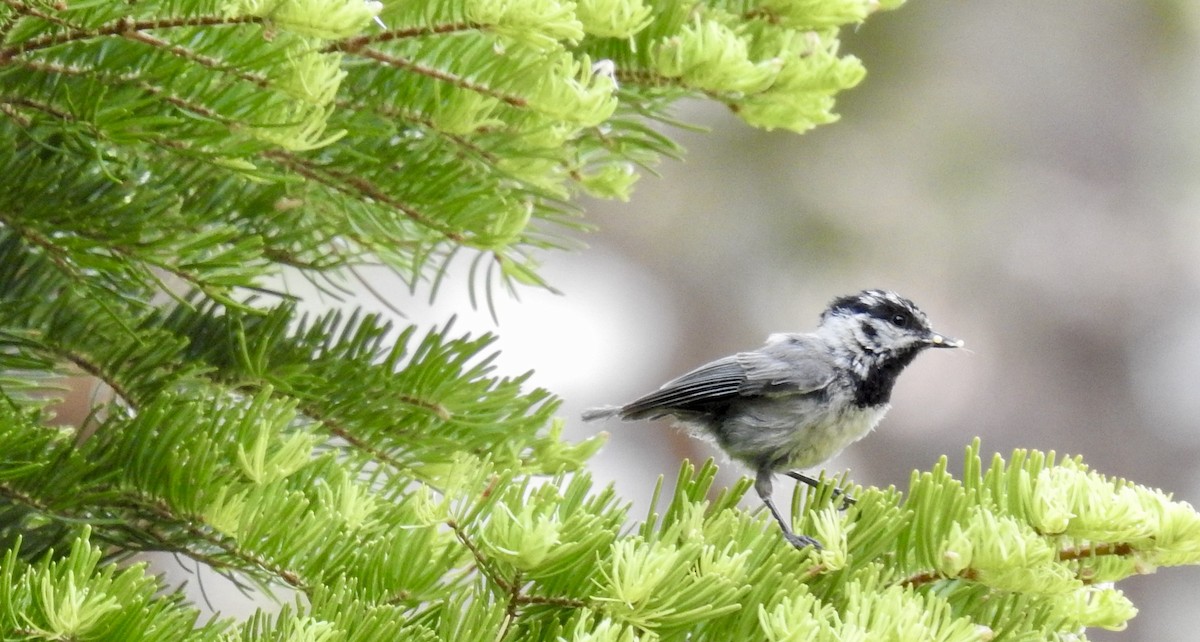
xmin=890 ymin=314 xmax=908 ymax=327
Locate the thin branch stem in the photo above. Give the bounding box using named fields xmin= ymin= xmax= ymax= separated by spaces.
xmin=900 ymin=567 xmax=979 ymax=589
xmin=60 ymin=352 xmax=136 ymax=410
xmin=127 ymin=494 xmax=312 ymax=591
xmin=499 ymin=570 xmax=523 ymax=641
xmin=614 ymin=69 xmax=726 ymax=103
xmin=0 ymin=481 xmax=310 ymax=593
xmin=334 ymin=98 xmax=500 ymax=164
xmin=0 ymin=95 xmax=74 ymax=122
xmin=1057 ymin=541 xmax=1135 ymax=562
xmin=262 ymin=149 xmax=467 ymax=243
xmin=448 ymin=519 xmax=506 ymax=583
xmin=447 ymin=518 xmax=589 ymax=623
xmin=902 ymin=542 xmax=1142 ymax=589
xmin=324 ymin=22 xmax=481 ymax=53
xmin=0 ymin=102 xmax=30 ymax=126
xmin=338 ymin=46 xmax=527 ymax=109
xmin=118 ymin=29 xmax=268 ymax=87
xmin=0 ymin=11 xmax=263 ymax=64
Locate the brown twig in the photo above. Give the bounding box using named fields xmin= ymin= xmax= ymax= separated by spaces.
xmin=323 ymin=22 xmax=481 ymax=53
xmin=902 ymin=542 xmax=1141 ymax=589
xmin=0 ymin=13 xmax=263 ymax=64
xmin=1057 ymin=542 xmax=1134 ymax=562
xmin=261 ymin=149 xmax=467 ymax=243
xmin=337 ymin=46 xmax=527 ymax=109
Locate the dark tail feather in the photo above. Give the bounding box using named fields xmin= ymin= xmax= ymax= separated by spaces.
xmin=581 ymin=405 xmax=622 ymax=422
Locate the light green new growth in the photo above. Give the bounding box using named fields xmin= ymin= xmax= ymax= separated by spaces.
xmin=2 ymin=440 xmax=1197 ymax=641
xmin=0 ymin=0 xmax=812 ymax=293
xmin=2 ymin=0 xmax=1198 ymax=640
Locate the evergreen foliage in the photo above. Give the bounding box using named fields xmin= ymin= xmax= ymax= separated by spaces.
xmin=1 ymin=0 xmax=1198 ymax=640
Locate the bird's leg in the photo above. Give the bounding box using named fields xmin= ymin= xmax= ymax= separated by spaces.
xmin=784 ymin=470 xmax=856 ymax=509
xmin=755 ymin=470 xmax=821 ymax=549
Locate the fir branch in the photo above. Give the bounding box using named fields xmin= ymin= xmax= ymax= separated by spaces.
xmin=0 ymin=102 xmax=29 ymax=127
xmin=447 ymin=518 xmax=588 ymax=611
xmin=0 ymin=95 xmax=74 ymax=122
xmin=448 ymin=518 xmax=506 ymax=587
xmin=325 ymin=22 xmax=483 ymax=52
xmin=261 ymin=149 xmax=468 ymax=243
xmin=615 ymin=69 xmax=725 ymax=101
xmin=7 ymin=39 xmax=269 ymax=109
xmin=58 ymin=351 xmax=134 ymax=411
xmin=900 ymin=567 xmax=981 ymax=589
xmin=117 ymin=28 xmax=268 ymax=87
xmin=514 ymin=593 xmax=589 ymax=608
xmin=130 ymin=493 xmax=314 ymax=593
xmin=333 ymin=46 xmax=529 ymax=109
xmin=133 ymin=81 xmax=229 ymax=123
xmin=0 ymin=0 xmax=71 ymax=33
xmin=9 ymin=1 xmax=1191 ymax=639
xmin=334 ymin=98 xmax=501 ymax=163
xmin=324 ymin=421 xmax=413 ymax=472
xmin=0 ymin=10 xmax=264 ymax=64
xmin=500 ymin=569 xmax=523 ymax=640
xmin=0 ymin=483 xmax=49 ymax=514
xmin=4 ymin=221 xmax=245 ymax=315
xmin=1057 ymin=542 xmax=1136 ymax=562
xmin=900 ymin=541 xmax=1143 ymax=590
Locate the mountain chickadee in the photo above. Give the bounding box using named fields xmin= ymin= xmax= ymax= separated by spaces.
xmin=583 ymin=289 xmax=962 ymax=549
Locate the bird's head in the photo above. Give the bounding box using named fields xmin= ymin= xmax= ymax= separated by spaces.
xmin=819 ymin=289 xmax=962 ymax=364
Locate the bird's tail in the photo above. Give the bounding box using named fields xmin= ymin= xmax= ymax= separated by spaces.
xmin=581 ymin=405 xmax=623 ymax=422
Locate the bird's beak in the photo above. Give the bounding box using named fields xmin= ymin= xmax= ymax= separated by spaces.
xmin=926 ymin=332 xmax=964 ymax=348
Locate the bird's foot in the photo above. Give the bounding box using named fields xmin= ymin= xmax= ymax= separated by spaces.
xmin=784 ymin=471 xmax=856 ymax=510
xmin=783 ymin=531 xmax=823 ymax=550
xmin=834 ymin=491 xmax=856 ymax=511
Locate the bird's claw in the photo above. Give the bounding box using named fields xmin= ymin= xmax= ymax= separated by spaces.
xmin=784 ymin=471 xmax=856 ymax=510
xmin=834 ymin=490 xmax=856 ymax=510
xmin=783 ymin=532 xmax=823 ymax=550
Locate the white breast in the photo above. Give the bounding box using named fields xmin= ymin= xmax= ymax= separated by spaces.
xmin=781 ymin=404 xmax=889 ymax=469
xmin=708 ymin=397 xmax=891 ymax=472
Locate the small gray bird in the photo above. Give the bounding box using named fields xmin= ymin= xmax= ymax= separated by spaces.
xmin=583 ymin=289 xmax=962 ymax=549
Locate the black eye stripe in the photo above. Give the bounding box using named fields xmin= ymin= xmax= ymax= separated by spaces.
xmin=870 ymin=301 xmax=913 ymax=324
xmin=824 ymin=290 xmax=929 ymax=332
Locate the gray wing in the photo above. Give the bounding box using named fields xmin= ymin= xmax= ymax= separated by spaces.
xmin=611 ymin=334 xmax=836 ymax=421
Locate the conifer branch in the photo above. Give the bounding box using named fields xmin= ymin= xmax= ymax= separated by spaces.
xmin=901 ymin=541 xmax=1145 ymax=590
xmin=325 ymin=22 xmax=482 ymax=52
xmin=5 ymin=221 xmax=240 ymax=313
xmin=0 ymin=95 xmax=73 ymax=122
xmin=334 ymin=47 xmax=529 ymax=108
xmin=261 ymin=150 xmax=468 ymax=243
xmin=138 ymin=496 xmax=313 ymax=591
xmin=899 ymin=567 xmax=978 ymax=589
xmin=1057 ymin=541 xmax=1135 ymax=560
xmin=0 ymin=483 xmax=50 ymax=513
xmin=615 ymin=69 xmax=721 ymax=99
xmin=1 ymin=0 xmax=71 ymax=32
xmin=0 ymin=102 xmax=29 ymax=127
xmin=118 ymin=29 xmax=264 ymax=83
xmin=59 ymin=352 xmax=134 ymax=410
xmin=448 ymin=518 xmax=510 ymax=590
xmin=335 ymin=98 xmax=501 ymax=162
xmin=0 ymin=11 xmax=264 ymax=63
xmin=447 ymin=517 xmax=590 ymax=615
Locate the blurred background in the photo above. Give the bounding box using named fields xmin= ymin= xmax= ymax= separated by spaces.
xmin=182 ymin=0 xmax=1200 ymax=638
